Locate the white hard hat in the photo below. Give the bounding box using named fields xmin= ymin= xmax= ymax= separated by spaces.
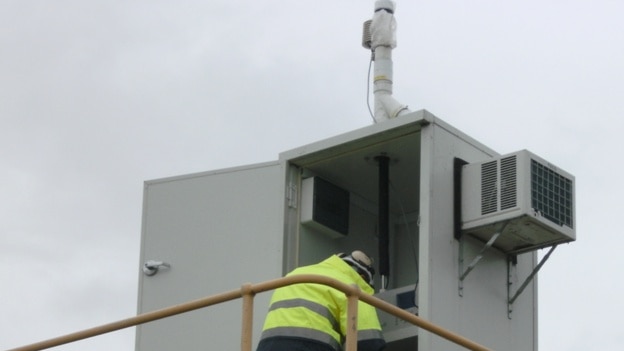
xmin=339 ymin=250 xmax=375 ymax=287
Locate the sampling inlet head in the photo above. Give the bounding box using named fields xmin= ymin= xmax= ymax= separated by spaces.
xmin=374 ymin=0 xmax=395 ymax=13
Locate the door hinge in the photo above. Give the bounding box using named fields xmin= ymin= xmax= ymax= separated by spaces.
xmin=287 ymin=183 xmax=298 ymax=208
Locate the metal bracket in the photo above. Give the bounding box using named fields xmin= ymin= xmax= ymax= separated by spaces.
xmin=458 ymin=231 xmax=501 ymax=297
xmin=507 ymin=245 xmax=557 ymax=318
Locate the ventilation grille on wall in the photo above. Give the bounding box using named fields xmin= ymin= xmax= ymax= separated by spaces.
xmin=301 ymin=177 xmax=350 ymax=238
xmin=461 ymin=150 xmax=575 ymax=254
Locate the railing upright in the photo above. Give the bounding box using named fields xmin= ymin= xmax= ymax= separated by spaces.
xmin=240 ymin=283 xmax=255 ymax=351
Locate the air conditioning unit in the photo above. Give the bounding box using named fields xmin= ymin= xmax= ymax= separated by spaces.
xmin=461 ymin=150 xmax=575 ymax=254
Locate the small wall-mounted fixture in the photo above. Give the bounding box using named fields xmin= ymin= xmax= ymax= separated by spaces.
xmin=142 ymin=260 xmax=171 ymax=276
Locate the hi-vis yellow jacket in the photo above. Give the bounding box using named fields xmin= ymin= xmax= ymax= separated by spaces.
xmin=258 ymin=255 xmax=386 ymax=351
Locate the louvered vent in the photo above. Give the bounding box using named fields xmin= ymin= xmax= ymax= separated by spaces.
xmin=500 ymin=155 xmax=517 ymax=210
xmin=480 ymin=160 xmax=498 ymax=215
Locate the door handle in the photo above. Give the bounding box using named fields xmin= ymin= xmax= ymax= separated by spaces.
xmin=142 ymin=260 xmax=171 ymax=276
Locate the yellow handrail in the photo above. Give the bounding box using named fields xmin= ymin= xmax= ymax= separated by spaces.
xmin=5 ymin=274 xmax=492 ymax=351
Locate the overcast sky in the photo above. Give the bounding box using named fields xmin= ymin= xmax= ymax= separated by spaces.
xmin=1 ymin=1 xmax=622 ymax=350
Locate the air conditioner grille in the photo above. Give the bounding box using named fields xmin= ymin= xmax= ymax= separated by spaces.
xmin=481 ymin=160 xmax=498 ymax=215
xmin=530 ymin=160 xmax=574 ymax=228
xmin=500 ymin=155 xmax=517 ymax=210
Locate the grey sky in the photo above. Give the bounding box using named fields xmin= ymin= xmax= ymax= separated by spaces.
xmin=2 ymin=1 xmax=622 ymax=350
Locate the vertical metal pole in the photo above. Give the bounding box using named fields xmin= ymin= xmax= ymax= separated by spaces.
xmin=240 ymin=283 xmax=254 ymax=351
xmin=376 ymin=155 xmax=390 ymax=287
xmin=345 ymin=286 xmax=360 ymax=351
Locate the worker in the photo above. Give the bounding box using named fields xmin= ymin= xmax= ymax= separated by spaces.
xmin=256 ymin=250 xmax=386 ymax=351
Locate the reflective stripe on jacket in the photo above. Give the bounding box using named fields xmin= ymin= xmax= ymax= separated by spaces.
xmin=259 ymin=255 xmax=385 ymax=351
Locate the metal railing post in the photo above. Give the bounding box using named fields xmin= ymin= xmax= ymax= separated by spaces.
xmin=240 ymin=283 xmax=255 ymax=351
xmin=344 ymin=284 xmax=360 ymax=351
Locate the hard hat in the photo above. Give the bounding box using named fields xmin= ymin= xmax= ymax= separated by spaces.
xmin=339 ymin=250 xmax=375 ymax=287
